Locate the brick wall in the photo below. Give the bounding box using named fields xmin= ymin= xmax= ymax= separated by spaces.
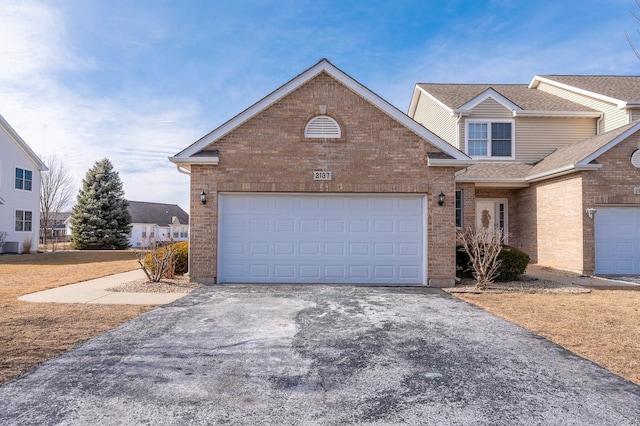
xmin=582 ymin=132 xmax=640 ymax=273
xmin=511 ymin=132 xmax=640 ymax=274
xmin=189 ymin=72 xmax=457 ymax=285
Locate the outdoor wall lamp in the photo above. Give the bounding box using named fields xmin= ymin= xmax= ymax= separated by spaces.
xmin=200 ymin=191 xmax=207 ymax=205
xmin=438 ymin=192 xmax=445 ymax=206
xmin=586 ymin=207 xmax=596 ymax=219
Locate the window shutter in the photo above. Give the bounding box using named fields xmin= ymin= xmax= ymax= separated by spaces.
xmin=305 ymin=116 xmax=341 ymax=138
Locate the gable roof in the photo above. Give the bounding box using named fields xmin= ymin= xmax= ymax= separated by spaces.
xmin=171 ymin=59 xmax=471 ymax=168
xmin=412 ymin=84 xmax=599 ymax=117
xmin=0 ymin=114 xmax=47 ymax=171
xmin=530 ymin=75 xmax=640 ymax=107
xmin=127 ymin=201 xmax=189 ymax=226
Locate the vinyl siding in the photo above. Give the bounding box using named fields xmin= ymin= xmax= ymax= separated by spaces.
xmin=411 ymin=91 xmax=459 ymax=148
xmin=535 ymin=81 xmax=628 ymax=132
xmin=460 ymin=98 xmax=513 ymax=152
xmin=515 ymin=117 xmax=596 ymax=162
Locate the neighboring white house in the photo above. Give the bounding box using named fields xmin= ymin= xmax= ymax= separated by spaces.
xmin=127 ymin=201 xmax=189 ymax=247
xmin=0 ymin=115 xmax=47 ymax=253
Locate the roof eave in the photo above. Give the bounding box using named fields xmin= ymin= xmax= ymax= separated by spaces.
xmin=428 ymin=159 xmax=475 ymax=169
xmin=450 ymin=109 xmax=472 ymax=117
xmin=168 ymin=156 xmax=220 ymax=172
xmin=455 ymin=176 xmax=529 ymax=188
xmin=525 ymin=164 xmax=602 ymax=182
xmin=513 ymin=110 xmax=602 ymax=118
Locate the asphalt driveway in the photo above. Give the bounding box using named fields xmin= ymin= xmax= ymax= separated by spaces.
xmin=1 ymin=285 xmax=638 ymax=425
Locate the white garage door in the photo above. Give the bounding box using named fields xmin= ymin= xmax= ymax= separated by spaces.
xmin=218 ymin=193 xmax=426 ymax=284
xmin=595 ymin=207 xmax=640 ymax=275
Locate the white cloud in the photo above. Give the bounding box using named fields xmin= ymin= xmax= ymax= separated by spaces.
xmin=0 ymin=1 xmax=203 ymax=212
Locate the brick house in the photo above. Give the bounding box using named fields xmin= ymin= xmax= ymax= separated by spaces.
xmin=173 ymin=63 xmax=640 ymax=284
xmin=171 ymin=59 xmax=472 ymax=285
xmin=409 ymin=76 xmax=640 ymax=275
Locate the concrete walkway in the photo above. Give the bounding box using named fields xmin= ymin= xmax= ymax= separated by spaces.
xmin=17 ymin=264 xmax=638 ymax=307
xmin=18 ymin=270 xmax=188 ymax=305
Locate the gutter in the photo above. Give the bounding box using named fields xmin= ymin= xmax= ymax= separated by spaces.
xmin=512 ymin=110 xmax=602 ymax=118
xmin=525 ymin=164 xmax=602 ymax=182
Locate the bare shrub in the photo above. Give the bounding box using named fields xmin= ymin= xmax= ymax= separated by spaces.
xmin=456 ymin=227 xmax=503 ymax=290
xmin=21 ymin=237 xmax=33 ymax=254
xmin=135 ymin=236 xmax=175 ymax=282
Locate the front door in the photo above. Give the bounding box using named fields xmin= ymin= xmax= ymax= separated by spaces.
xmin=475 ymin=199 xmax=508 ymax=243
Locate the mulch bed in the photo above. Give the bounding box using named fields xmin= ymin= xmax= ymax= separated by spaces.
xmin=444 ymin=275 xmax=591 ymax=294
xmin=107 ymin=276 xmax=203 ymax=294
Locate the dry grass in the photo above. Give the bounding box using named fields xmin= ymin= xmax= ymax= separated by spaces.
xmin=456 ymin=289 xmax=640 ymax=385
xmin=0 ymin=251 xmax=154 ymax=385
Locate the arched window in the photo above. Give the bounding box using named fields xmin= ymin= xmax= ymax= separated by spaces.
xmin=304 ymin=115 xmax=341 ymax=138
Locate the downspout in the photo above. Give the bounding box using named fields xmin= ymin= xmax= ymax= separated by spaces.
xmin=455 ymin=112 xmax=464 ymax=151
xmin=596 ymin=113 xmax=604 ymax=135
xmin=175 ymin=165 xmax=190 ymax=175
xmin=175 ymin=163 xmax=191 ymax=277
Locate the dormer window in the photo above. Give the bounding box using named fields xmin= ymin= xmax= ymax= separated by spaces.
xmin=466 ymin=120 xmax=514 ymax=159
xmin=304 ymin=115 xmax=341 ymax=138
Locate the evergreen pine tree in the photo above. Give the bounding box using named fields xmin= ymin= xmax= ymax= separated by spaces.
xmin=71 ymin=158 xmax=131 ymax=249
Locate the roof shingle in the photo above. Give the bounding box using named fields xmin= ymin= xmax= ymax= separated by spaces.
xmin=127 ymin=201 xmax=189 ymax=226
xmin=417 ymin=83 xmax=596 ymax=112
xmin=539 ymin=75 xmax=640 ymax=103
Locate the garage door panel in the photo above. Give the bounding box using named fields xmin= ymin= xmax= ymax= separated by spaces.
xmin=595 ymin=208 xmax=640 ymax=275
xmin=218 ymin=193 xmax=426 ymax=284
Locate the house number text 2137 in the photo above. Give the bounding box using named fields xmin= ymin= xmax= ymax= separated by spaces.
xmin=313 ymin=171 xmax=332 ymax=181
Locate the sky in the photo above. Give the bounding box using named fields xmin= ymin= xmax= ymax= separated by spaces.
xmin=1 ymin=0 xmax=639 ymax=213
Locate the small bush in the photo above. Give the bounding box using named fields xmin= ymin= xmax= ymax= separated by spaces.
xmin=22 ymin=237 xmax=33 ymax=254
xmin=496 ymin=245 xmax=530 ymax=282
xmin=457 ymin=243 xmax=531 ymax=282
xmin=144 ymin=241 xmax=188 ymax=275
xmin=171 ymin=241 xmax=188 ymax=274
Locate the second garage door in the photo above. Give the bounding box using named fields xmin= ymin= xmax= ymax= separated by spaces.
xmin=595 ymin=207 xmax=640 ymax=275
xmin=218 ymin=193 xmax=426 ymax=284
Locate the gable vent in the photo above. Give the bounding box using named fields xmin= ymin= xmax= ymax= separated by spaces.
xmin=632 ymin=150 xmax=640 ymax=169
xmin=305 ymin=115 xmax=341 ymax=138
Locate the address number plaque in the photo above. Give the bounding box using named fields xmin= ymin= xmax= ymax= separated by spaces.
xmin=313 ymin=171 xmax=332 ymax=181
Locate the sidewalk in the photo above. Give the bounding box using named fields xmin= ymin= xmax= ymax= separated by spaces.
xmin=526 ymin=264 xmax=640 ymax=288
xmin=19 ymin=270 xmax=189 ymax=305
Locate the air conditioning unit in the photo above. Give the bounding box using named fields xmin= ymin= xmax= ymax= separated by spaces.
xmin=2 ymin=241 xmax=19 ymax=254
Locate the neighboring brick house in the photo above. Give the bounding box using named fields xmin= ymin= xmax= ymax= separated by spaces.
xmin=0 ymin=115 xmax=47 ymax=254
xmin=409 ymin=76 xmax=640 ymax=275
xmin=127 ymin=201 xmax=189 ymax=247
xmin=171 ymin=59 xmax=472 ymax=285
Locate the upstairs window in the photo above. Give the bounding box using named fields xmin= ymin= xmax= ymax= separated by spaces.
xmin=15 ymin=168 xmax=33 ymax=191
xmin=466 ymin=121 xmax=514 ymax=159
xmin=304 ymin=115 xmax=341 ymax=138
